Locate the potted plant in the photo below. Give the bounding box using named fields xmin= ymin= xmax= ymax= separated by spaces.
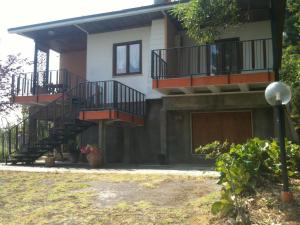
xmin=80 ymin=144 xmax=103 ymax=168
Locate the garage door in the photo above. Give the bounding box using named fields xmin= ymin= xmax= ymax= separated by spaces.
xmin=192 ymin=111 xmax=252 ymax=150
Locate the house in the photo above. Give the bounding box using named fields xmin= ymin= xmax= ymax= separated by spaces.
xmin=1 ymin=0 xmax=290 ymax=164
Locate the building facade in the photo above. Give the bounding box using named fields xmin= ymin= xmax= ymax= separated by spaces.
xmin=2 ymin=0 xmax=294 ymax=164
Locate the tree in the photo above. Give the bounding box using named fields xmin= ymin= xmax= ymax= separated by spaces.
xmin=171 ymin=0 xmax=239 ymax=44
xmin=284 ymin=0 xmax=300 ymax=46
xmin=0 ymin=54 xmax=31 ymax=127
xmin=281 ymin=0 xmax=300 ymax=115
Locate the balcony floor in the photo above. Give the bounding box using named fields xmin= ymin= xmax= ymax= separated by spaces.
xmin=152 ymin=72 xmax=275 ymax=95
xmin=14 ymin=94 xmax=63 ymax=105
xmin=79 ymin=110 xmax=144 ymax=126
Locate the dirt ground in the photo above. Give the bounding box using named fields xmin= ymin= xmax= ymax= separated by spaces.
xmin=90 ymin=178 xmax=219 ymax=208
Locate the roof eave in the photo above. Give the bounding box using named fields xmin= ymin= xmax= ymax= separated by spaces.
xmin=8 ymin=3 xmax=177 ymax=34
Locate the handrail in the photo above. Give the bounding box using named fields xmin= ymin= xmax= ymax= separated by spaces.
xmin=1 ymin=84 xmax=82 ymax=162
xmin=151 ymin=38 xmax=273 ymax=79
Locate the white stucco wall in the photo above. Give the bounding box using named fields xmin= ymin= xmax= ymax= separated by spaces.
xmin=86 ymin=19 xmax=165 ymax=99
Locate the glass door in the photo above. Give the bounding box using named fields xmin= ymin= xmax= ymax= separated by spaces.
xmin=211 ymin=38 xmax=240 ymax=75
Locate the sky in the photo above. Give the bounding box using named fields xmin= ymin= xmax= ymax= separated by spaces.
xmin=0 ymin=0 xmax=153 ymax=62
xmin=0 ymin=0 xmax=153 ymax=127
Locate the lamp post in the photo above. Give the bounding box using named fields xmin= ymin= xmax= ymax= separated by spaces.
xmin=265 ymin=81 xmax=293 ymax=202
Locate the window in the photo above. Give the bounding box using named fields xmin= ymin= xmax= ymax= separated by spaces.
xmin=113 ymin=41 xmax=142 ymax=75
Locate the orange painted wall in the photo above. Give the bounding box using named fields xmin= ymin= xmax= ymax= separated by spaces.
xmin=59 ymin=50 xmax=87 ymax=80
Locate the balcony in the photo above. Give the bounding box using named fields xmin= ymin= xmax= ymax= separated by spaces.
xmin=151 ymin=38 xmax=275 ymax=94
xmin=78 ymin=80 xmax=146 ymax=125
xmin=12 ymin=69 xmax=85 ymax=105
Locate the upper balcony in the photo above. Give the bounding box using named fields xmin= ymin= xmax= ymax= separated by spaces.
xmin=12 ymin=69 xmax=85 ymax=105
xmin=151 ymin=38 xmax=275 ymax=95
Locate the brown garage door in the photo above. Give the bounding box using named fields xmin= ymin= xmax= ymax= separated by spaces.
xmin=192 ymin=111 xmax=252 ymax=150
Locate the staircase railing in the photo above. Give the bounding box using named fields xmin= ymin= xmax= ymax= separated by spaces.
xmin=1 ymin=84 xmax=82 ymax=162
xmin=1 ymin=80 xmax=146 ymax=163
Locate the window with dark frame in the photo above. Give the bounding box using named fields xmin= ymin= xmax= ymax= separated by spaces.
xmin=113 ymin=41 xmax=142 ymax=76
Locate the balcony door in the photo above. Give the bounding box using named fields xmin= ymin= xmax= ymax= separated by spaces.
xmin=211 ymin=38 xmax=240 ymax=75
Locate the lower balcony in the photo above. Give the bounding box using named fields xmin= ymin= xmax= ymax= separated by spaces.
xmin=78 ymin=81 xmax=146 ymax=125
xmin=151 ymin=38 xmax=275 ymax=94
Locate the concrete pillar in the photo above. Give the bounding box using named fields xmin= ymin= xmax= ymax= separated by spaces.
xmin=98 ymin=121 xmax=106 ymax=164
xmin=160 ymin=109 xmax=168 ymax=163
xmin=123 ymin=125 xmax=132 ymax=163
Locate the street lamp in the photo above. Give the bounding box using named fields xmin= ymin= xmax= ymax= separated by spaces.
xmin=265 ymin=81 xmax=293 ymax=202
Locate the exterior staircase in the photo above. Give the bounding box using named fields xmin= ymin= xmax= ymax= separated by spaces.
xmin=0 ymin=80 xmax=145 ymax=164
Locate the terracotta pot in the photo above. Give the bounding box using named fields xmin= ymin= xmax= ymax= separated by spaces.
xmin=281 ymin=191 xmax=294 ymax=203
xmin=45 ymin=156 xmax=55 ymax=167
xmin=87 ymin=152 xmax=102 ymax=168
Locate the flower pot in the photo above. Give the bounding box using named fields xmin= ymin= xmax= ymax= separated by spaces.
xmin=281 ymin=191 xmax=293 ymax=203
xmin=87 ymin=152 xmax=102 ymax=168
xmin=45 ymin=156 xmax=55 ymax=167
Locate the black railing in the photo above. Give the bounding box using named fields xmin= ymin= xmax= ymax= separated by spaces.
xmin=79 ymin=81 xmax=146 ymax=117
xmin=1 ymin=84 xmax=82 ymax=163
xmin=151 ymin=38 xmax=273 ymax=79
xmin=12 ymin=69 xmax=85 ymax=97
xmin=0 ymin=80 xmax=146 ymax=162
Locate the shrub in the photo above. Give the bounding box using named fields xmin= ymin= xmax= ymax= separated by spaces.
xmin=195 ymin=140 xmax=231 ymax=159
xmin=208 ymin=138 xmax=300 ymax=222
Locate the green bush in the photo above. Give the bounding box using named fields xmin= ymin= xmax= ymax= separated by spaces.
xmin=207 ymin=138 xmax=300 ymax=221
xmin=195 ymin=140 xmax=231 ymax=159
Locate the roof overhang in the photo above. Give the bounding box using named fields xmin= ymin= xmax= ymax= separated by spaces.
xmin=8 ymin=2 xmax=180 ymax=53
xmin=8 ymin=0 xmax=286 ymax=57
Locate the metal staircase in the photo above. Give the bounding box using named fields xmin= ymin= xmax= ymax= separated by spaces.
xmin=0 ymin=80 xmax=146 ymax=164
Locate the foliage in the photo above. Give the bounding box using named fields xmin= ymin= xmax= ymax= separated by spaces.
xmin=195 ymin=140 xmax=231 ymax=159
xmin=171 ymin=0 xmax=239 ymax=44
xmin=210 ymin=138 xmax=300 ymax=222
xmin=284 ymin=0 xmax=300 ymax=46
xmin=0 ymin=54 xmax=31 ymax=127
xmin=281 ymin=0 xmax=300 ymax=115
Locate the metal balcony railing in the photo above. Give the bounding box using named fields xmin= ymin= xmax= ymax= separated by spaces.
xmin=11 ymin=69 xmax=85 ymax=97
xmin=151 ymin=38 xmax=273 ymax=79
xmin=79 ymin=81 xmax=146 ymax=117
